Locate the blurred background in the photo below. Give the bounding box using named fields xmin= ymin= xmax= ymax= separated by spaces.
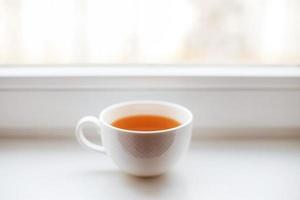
xmin=0 ymin=0 xmax=299 ymax=64
xmin=1 ymin=2 xmax=300 ymax=199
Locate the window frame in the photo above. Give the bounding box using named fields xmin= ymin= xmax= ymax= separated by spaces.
xmin=1 ymin=65 xmax=300 ymax=90
xmin=0 ymin=65 xmax=299 ymax=136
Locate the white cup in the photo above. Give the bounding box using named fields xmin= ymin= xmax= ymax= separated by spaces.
xmin=75 ymin=101 xmax=193 ymax=177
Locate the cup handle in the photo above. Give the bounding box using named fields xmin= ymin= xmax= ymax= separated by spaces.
xmin=75 ymin=116 xmax=106 ymax=154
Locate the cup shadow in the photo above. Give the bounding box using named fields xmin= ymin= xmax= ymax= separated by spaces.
xmin=79 ymin=169 xmax=187 ymax=199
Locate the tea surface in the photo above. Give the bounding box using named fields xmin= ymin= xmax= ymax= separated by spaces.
xmin=112 ymin=115 xmax=180 ymax=131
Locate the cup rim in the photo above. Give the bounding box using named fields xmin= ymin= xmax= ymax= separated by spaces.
xmin=99 ymin=100 xmax=193 ymax=134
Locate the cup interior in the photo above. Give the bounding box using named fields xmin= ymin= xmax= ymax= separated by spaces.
xmin=100 ymin=101 xmax=192 ymax=132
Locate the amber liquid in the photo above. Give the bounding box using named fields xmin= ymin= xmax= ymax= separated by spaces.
xmin=112 ymin=115 xmax=180 ymax=131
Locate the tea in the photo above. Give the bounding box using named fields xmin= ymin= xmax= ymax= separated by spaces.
xmin=112 ymin=115 xmax=180 ymax=131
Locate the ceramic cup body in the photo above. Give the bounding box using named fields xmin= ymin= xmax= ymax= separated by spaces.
xmin=76 ymin=101 xmax=193 ymax=177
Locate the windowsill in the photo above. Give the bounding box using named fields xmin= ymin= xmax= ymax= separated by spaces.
xmin=1 ymin=130 xmax=300 ymax=200
xmin=1 ymin=62 xmax=300 ymax=199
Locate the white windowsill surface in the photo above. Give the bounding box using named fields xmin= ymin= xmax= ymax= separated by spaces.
xmin=1 ymin=130 xmax=300 ymax=200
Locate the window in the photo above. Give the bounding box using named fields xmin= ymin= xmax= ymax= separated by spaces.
xmin=0 ymin=0 xmax=299 ymax=64
xmin=0 ymin=0 xmax=299 ymax=132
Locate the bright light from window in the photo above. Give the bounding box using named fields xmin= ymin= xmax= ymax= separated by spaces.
xmin=0 ymin=0 xmax=299 ymax=64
